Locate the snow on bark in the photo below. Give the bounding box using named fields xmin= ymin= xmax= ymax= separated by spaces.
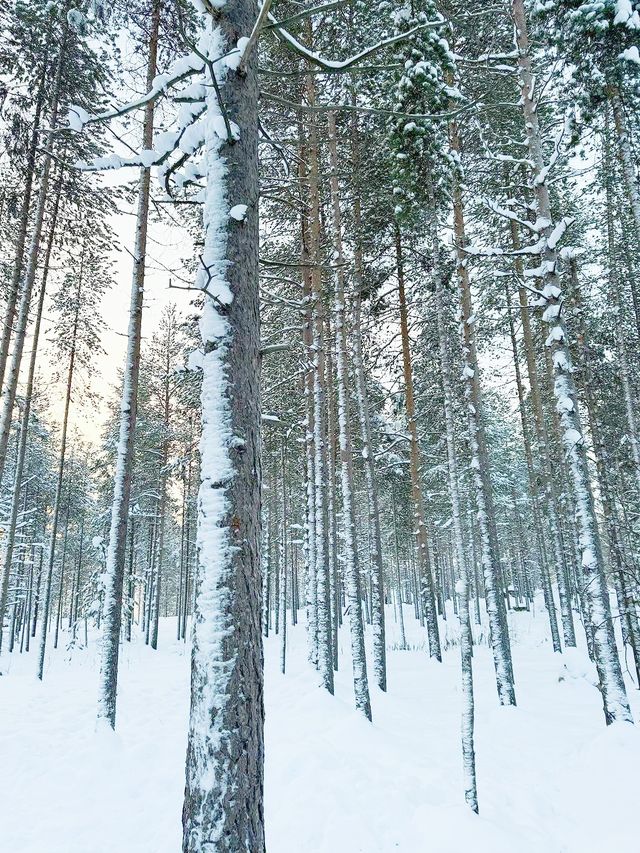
xmin=182 ymin=5 xmax=264 ymax=849
xmin=97 ymin=0 xmax=160 ymax=727
xmin=304 ymin=74 xmax=333 ymax=694
xmin=301 ymin=210 xmax=318 ymax=667
xmin=312 ymin=306 xmax=335 ymax=694
xmin=429 ymin=178 xmax=478 ymax=810
xmin=449 ymin=118 xmax=516 ymax=707
xmin=333 ymin=281 xmax=372 ymax=722
xmin=513 ymin=0 xmax=631 ymax=725
xmin=348 ymin=110 xmax=387 ymax=693
xmin=609 ymin=89 xmax=640 ymax=245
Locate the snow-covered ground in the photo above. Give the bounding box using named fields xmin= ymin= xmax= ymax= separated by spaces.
xmin=1 ymin=604 xmax=639 ymax=852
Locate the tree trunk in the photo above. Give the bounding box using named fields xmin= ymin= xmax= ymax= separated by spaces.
xmin=0 ymin=26 xmax=68 ymax=487
xmin=428 ymin=177 xmax=478 ymax=809
xmin=0 ymin=175 xmax=62 ymax=651
xmin=449 ymin=118 xmax=516 ymax=706
xmin=0 ymin=38 xmax=49 ymax=390
xmin=306 ymin=70 xmax=334 ymax=695
xmin=512 ymin=0 xmax=631 ymax=724
xmin=609 ymin=88 xmax=640 ymax=247
xmin=299 ymin=117 xmax=319 ymax=670
xmin=97 ymin=0 xmax=160 ymax=727
xmin=181 ymin=5 xmax=264 ymax=849
xmin=280 ymin=438 xmax=288 ymax=675
xmin=37 ymin=261 xmax=82 ymax=681
xmin=348 ymin=108 xmax=387 ymax=691
xmin=394 ymin=223 xmax=441 ymax=662
xmin=328 ymin=111 xmax=371 ymax=719
xmin=510 ymin=220 xmax=575 ymax=647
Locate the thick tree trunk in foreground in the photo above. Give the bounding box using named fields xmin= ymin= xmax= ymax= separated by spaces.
xmin=182 ymin=3 xmax=265 ymax=849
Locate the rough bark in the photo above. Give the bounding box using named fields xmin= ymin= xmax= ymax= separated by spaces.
xmin=513 ymin=0 xmax=631 ymax=724
xmin=181 ymin=5 xmax=264 ymax=849
xmin=449 ymin=119 xmax=515 ymax=706
xmin=428 ymin=177 xmax=478 ymax=809
xmin=98 ymin=0 xmax=161 ymax=723
xmin=328 ymin=111 xmax=371 ymax=719
xmin=394 ymin=223 xmax=441 ymax=662
xmin=349 ymin=108 xmax=387 ymax=691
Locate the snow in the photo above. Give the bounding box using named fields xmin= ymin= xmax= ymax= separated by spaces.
xmin=224 ymin=36 xmax=251 ymax=71
xmin=186 ymin=348 xmax=204 ymax=371
xmin=1 ymin=604 xmax=639 ymax=852
xmin=67 ymin=104 xmax=90 ymax=132
xmin=228 ymin=203 xmax=248 ymax=221
xmin=563 ymin=427 xmax=583 ymax=448
xmin=620 ymin=45 xmax=640 ymax=63
xmin=614 ymin=0 xmax=640 ymax=28
xmin=66 ymin=8 xmax=86 ymax=32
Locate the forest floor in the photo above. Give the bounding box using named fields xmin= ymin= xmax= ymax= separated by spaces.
xmin=1 ymin=602 xmax=639 ymax=852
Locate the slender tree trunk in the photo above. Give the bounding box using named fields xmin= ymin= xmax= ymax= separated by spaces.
xmin=510 ymin=220 xmax=575 ymax=647
xmin=0 ymin=27 xmax=68 ymax=487
xmin=327 ymin=112 xmax=371 ymax=718
xmin=54 ymin=485 xmax=73 ymax=650
xmin=31 ymin=547 xmax=43 ymax=639
xmin=306 ymin=71 xmax=334 ymax=695
xmin=0 ymin=41 xmax=49 ymax=390
xmin=262 ymin=504 xmax=270 ymax=638
xmin=391 ymin=481 xmax=407 ymax=650
xmin=72 ymin=509 xmax=86 ymax=635
xmin=513 ymin=0 xmax=631 ymax=724
xmin=503 ymin=279 xmax=561 ymax=651
xmin=449 ymin=119 xmax=515 ymax=706
xmin=326 ymin=332 xmax=340 ymax=670
xmin=0 ymin=177 xmax=62 ymax=651
xmin=348 ymin=108 xmax=387 ymax=691
xmin=97 ymin=0 xmax=160 ymax=727
xmin=394 ymin=223 xmax=441 ymax=662
xmin=280 ymin=438 xmax=288 ymax=675
xmin=37 ymin=268 xmax=81 ymax=681
xmin=608 ymin=88 xmax=640 ymax=246
xmin=151 ymin=469 xmax=167 ymax=650
xmin=299 ymin=119 xmax=319 ymax=669
xmin=428 ymin=177 xmax=478 ymax=809
xmin=603 ymin=114 xmax=640 ymax=498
